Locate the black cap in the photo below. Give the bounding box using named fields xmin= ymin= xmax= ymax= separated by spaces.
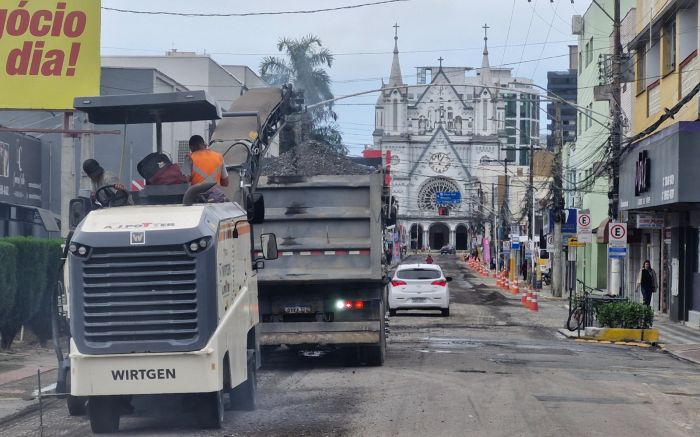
xmin=82 ymin=159 xmax=104 ymax=178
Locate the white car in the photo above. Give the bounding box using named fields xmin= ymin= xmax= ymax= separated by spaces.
xmin=388 ymin=264 xmax=452 ymax=316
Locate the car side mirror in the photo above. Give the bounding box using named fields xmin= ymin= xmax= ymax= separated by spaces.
xmin=445 ymin=276 xmax=453 ymax=282
xmin=260 ymin=233 xmax=278 ymax=260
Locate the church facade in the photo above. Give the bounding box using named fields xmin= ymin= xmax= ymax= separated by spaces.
xmin=374 ymin=26 xmax=541 ymax=251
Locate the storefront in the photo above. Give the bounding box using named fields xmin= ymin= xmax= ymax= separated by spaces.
xmin=619 ymin=121 xmax=700 ymax=325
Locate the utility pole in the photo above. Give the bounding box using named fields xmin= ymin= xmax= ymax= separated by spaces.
xmin=609 ymin=0 xmax=623 ymax=295
xmin=552 ymin=101 xmax=564 ymax=297
xmin=492 ymin=182 xmax=498 ymax=271
xmin=529 ymin=138 xmax=536 ymax=287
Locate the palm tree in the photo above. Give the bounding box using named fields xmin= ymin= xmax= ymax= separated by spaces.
xmin=260 ymin=35 xmax=344 ymax=153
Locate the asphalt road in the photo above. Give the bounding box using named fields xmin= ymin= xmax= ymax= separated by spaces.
xmin=2 ymin=254 xmax=699 ymax=436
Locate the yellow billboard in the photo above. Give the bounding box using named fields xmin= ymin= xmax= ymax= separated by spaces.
xmin=0 ymin=0 xmax=100 ymax=110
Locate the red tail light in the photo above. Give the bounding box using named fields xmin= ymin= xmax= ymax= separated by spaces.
xmin=391 ymin=280 xmax=407 ymax=287
xmin=431 ymin=280 xmax=447 ymax=286
xmin=335 ymin=299 xmax=366 ymax=310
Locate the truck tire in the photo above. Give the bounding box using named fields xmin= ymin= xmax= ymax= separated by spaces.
xmin=67 ymin=396 xmax=87 ymax=416
xmin=389 ymin=308 xmax=397 ymax=317
xmin=195 ymin=391 xmax=224 ymax=429
xmin=88 ymin=396 xmax=120 ymax=434
xmin=441 ymin=308 xmax=450 ymax=317
xmin=229 ymin=353 xmax=257 ymax=411
xmin=65 ymin=372 xmax=87 ymax=416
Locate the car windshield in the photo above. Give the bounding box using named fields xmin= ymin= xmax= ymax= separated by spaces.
xmin=396 ymin=269 xmax=441 ymax=280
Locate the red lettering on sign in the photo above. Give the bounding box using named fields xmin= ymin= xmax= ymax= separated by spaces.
xmin=1 ymin=2 xmax=89 ymax=78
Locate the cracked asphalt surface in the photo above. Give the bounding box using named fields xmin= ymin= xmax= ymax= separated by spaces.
xmin=2 ymin=254 xmax=699 ymax=436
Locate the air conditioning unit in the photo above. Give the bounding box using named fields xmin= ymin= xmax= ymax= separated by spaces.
xmin=572 ymin=15 xmax=583 ymax=35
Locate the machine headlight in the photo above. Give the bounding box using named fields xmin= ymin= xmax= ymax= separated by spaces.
xmin=69 ymin=243 xmax=90 ymax=258
xmin=186 ymin=236 xmax=212 ymax=254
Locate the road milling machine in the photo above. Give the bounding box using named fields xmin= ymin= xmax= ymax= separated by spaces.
xmin=55 ymin=87 xmax=299 ymax=433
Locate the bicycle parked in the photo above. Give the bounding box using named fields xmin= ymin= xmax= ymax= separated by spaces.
xmin=566 ymin=282 xmax=628 ymax=331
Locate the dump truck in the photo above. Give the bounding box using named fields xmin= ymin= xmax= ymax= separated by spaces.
xmin=56 ymin=87 xmax=299 ymax=433
xmin=251 ymin=174 xmax=394 ymax=366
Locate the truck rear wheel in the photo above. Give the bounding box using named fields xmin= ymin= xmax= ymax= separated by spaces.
xmin=229 ymin=352 xmax=257 ymax=411
xmin=67 ymin=396 xmax=87 ymax=416
xmin=88 ymin=396 xmax=120 ymax=433
xmin=195 ymin=391 xmax=224 ymax=429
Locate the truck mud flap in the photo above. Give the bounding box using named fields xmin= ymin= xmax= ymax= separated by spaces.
xmin=260 ymin=321 xmax=381 ymax=345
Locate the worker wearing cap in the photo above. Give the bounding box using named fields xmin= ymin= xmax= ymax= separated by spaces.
xmin=82 ymin=159 xmax=125 ymax=195
xmin=183 ymin=135 xmax=229 ymax=187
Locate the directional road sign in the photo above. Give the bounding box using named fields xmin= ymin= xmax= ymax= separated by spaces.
xmin=435 ymin=191 xmax=461 ymax=205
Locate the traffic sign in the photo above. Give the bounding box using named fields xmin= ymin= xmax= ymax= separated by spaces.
xmin=608 ymin=223 xmax=627 ymax=248
xmin=568 ymin=237 xmax=585 ymax=248
xmin=577 ymin=213 xmax=592 ymax=232
xmin=546 ymin=234 xmax=553 ymax=252
xmin=608 ymin=246 xmax=627 ymax=258
xmin=435 ymin=191 xmax=461 ymax=205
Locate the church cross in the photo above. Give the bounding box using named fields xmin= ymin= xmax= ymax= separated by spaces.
xmin=482 ymin=23 xmax=489 ymax=40
xmin=438 ymin=56 xmax=444 ymax=68
xmin=393 ymin=22 xmax=400 ymax=38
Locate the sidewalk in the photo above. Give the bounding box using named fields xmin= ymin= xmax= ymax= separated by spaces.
xmin=655 ymin=317 xmax=700 ymax=365
xmin=0 ymin=344 xmax=58 ymax=426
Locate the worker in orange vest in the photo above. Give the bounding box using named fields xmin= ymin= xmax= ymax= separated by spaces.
xmin=183 ymin=135 xmax=230 ymax=187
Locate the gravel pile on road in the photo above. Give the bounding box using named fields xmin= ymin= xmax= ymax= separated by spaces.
xmin=261 ymin=141 xmax=376 ymax=176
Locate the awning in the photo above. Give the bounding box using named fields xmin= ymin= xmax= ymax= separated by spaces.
xmin=595 ymin=217 xmax=611 ymax=244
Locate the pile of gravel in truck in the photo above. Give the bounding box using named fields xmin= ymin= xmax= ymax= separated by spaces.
xmin=261 ymin=141 xmax=377 ymax=176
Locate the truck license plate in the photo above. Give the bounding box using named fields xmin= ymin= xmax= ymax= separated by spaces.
xmin=411 ymin=298 xmax=427 ymax=303
xmin=284 ymin=305 xmax=312 ymax=314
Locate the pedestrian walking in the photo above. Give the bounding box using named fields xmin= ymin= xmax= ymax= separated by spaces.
xmin=636 ymin=260 xmax=658 ymax=306
xmin=425 ymin=255 xmax=434 ymax=264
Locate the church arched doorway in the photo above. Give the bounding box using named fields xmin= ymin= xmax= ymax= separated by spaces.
xmin=429 ymin=223 xmax=450 ymax=250
xmin=409 ymin=224 xmax=423 ymax=250
xmin=455 ymin=224 xmax=468 ymax=250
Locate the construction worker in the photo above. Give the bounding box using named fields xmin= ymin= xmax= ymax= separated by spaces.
xmin=183 ymin=135 xmax=230 ymax=187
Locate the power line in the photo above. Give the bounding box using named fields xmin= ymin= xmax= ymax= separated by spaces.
xmin=102 ymin=0 xmax=410 ymax=17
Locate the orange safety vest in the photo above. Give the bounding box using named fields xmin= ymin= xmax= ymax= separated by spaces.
xmin=189 ymin=149 xmax=224 ymax=185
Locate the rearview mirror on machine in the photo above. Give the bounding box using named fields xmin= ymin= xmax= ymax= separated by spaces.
xmin=261 ymin=233 xmax=278 ymax=260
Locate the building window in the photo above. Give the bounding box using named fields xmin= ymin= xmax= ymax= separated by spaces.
xmin=392 ymin=100 xmax=398 ymax=131
xmin=585 ymin=37 xmax=593 ymax=66
xmin=578 ymin=49 xmax=583 ymax=75
xmin=636 ymin=44 xmax=647 ymax=94
xmin=663 ymin=20 xmax=676 ymax=74
xmin=482 ymin=100 xmax=488 ymax=130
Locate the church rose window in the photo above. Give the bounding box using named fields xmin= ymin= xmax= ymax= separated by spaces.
xmin=417 ymin=177 xmax=461 ymax=211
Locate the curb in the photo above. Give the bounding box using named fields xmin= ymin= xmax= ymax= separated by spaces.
xmin=558 ymin=328 xmax=657 ymax=348
xmin=658 ymin=345 xmax=700 ymax=366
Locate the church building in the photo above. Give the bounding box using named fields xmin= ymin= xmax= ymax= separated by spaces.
xmin=374 ymin=25 xmax=541 ymax=251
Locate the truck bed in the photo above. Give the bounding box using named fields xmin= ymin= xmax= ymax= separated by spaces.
xmin=253 ymin=174 xmax=384 ymax=282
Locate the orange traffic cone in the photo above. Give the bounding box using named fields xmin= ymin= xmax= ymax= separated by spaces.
xmin=529 ymin=289 xmax=539 ymax=311
xmin=521 ymin=285 xmax=529 ymax=305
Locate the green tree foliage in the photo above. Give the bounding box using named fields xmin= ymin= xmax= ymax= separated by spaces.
xmin=0 ymin=237 xmax=52 ymax=349
xmin=260 ymin=34 xmax=345 ymax=153
xmin=27 ymin=240 xmax=63 ymax=346
xmin=0 ymin=242 xmax=17 ymax=326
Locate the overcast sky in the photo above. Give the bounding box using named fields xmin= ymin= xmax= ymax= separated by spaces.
xmin=101 ymin=0 xmax=596 ymax=155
